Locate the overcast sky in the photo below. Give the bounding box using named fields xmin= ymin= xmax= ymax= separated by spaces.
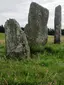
xmin=0 ymin=0 xmax=64 ymax=29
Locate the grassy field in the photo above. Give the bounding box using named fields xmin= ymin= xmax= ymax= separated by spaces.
xmin=0 ymin=33 xmax=5 ymax=44
xmin=0 ymin=33 xmax=64 ymax=85
xmin=0 ymin=33 xmax=5 ymax=40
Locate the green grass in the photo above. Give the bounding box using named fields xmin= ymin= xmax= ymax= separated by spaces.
xmin=0 ymin=34 xmax=64 ymax=85
xmin=0 ymin=33 xmax=5 ymax=40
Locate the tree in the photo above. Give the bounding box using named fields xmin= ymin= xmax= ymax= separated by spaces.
xmin=0 ymin=25 xmax=5 ymax=33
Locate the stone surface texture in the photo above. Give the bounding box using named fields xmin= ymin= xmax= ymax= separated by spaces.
xmin=54 ymin=5 xmax=61 ymax=43
xmin=25 ymin=2 xmax=49 ymax=46
xmin=4 ymin=19 xmax=30 ymax=58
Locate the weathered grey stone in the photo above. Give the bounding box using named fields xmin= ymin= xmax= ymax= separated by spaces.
xmin=24 ymin=2 xmax=49 ymax=47
xmin=54 ymin=5 xmax=61 ymax=43
xmin=4 ymin=19 xmax=30 ymax=59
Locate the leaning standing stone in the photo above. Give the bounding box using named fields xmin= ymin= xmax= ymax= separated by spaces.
xmin=4 ymin=19 xmax=30 ymax=59
xmin=24 ymin=2 xmax=49 ymax=47
xmin=54 ymin=5 xmax=61 ymax=43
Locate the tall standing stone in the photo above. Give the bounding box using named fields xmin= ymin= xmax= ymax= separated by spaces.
xmin=54 ymin=5 xmax=61 ymax=43
xmin=24 ymin=2 xmax=49 ymax=47
xmin=4 ymin=19 xmax=30 ymax=59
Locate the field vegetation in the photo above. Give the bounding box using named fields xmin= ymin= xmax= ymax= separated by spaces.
xmin=0 ymin=33 xmax=64 ymax=85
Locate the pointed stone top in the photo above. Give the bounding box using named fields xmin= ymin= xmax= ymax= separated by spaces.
xmin=30 ymin=2 xmax=49 ymax=11
xmin=55 ymin=5 xmax=61 ymax=10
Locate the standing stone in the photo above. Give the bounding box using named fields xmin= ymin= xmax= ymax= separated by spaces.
xmin=4 ymin=19 xmax=30 ymax=59
xmin=24 ymin=2 xmax=49 ymax=47
xmin=54 ymin=5 xmax=61 ymax=43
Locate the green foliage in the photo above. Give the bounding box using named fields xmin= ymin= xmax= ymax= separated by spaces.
xmin=0 ymin=34 xmax=64 ymax=85
xmin=0 ymin=44 xmax=5 ymax=57
xmin=0 ymin=43 xmax=64 ymax=85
